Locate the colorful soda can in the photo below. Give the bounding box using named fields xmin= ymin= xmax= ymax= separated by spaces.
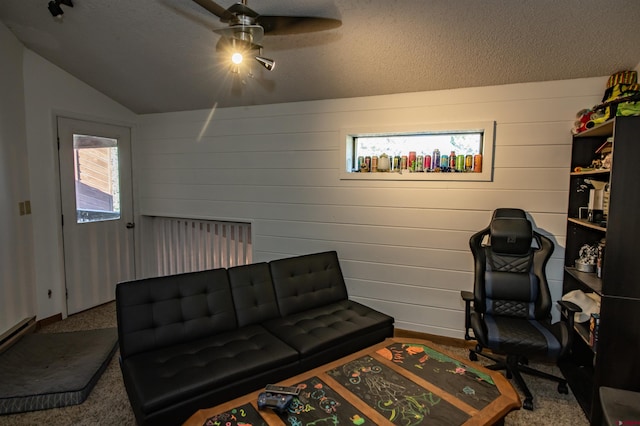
xmin=416 ymin=155 xmax=424 ymax=172
xmin=393 ymin=155 xmax=401 ymax=171
xmin=456 ymin=155 xmax=465 ymax=171
xmin=408 ymin=151 xmax=417 ymax=171
xmin=357 ymin=156 xmax=365 ymax=171
xmin=474 ymin=154 xmax=483 ymax=172
xmin=432 ymin=149 xmax=440 ymax=169
xmin=401 ymin=155 xmax=408 ymax=170
xmin=465 ymin=155 xmax=473 ymax=171
xmin=441 ymin=155 xmax=448 ymax=170
xmin=450 ymin=151 xmax=456 ymax=169
xmin=424 ymin=155 xmax=431 ymax=171
xmin=371 ymin=156 xmax=378 ymax=172
xmin=364 ymin=156 xmax=371 ymax=172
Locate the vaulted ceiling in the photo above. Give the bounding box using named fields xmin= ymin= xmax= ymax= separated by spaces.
xmin=1 ymin=0 xmax=639 ymax=114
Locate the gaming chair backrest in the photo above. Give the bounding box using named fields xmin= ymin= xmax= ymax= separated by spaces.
xmin=470 ymin=208 xmax=554 ymax=320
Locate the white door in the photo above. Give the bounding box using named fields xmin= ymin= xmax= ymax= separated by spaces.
xmin=57 ymin=117 xmax=135 ymax=314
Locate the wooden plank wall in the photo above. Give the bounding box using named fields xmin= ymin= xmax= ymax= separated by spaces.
xmin=135 ymin=77 xmax=603 ymax=338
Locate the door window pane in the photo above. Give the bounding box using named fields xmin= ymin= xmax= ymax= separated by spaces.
xmin=73 ymin=134 xmax=121 ymax=223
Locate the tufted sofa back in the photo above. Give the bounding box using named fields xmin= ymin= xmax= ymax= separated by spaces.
xmin=228 ymin=262 xmax=280 ymax=327
xmin=269 ymin=251 xmax=348 ymax=317
xmin=117 ymin=251 xmax=352 ymax=360
xmin=116 ymin=268 xmax=236 ymax=359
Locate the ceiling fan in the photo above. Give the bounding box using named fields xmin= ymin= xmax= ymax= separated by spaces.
xmin=191 ymin=0 xmax=341 ymax=72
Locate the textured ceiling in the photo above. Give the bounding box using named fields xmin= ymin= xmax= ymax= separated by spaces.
xmin=1 ymin=0 xmax=639 ymax=114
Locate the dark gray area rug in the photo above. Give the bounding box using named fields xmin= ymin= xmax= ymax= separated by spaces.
xmin=0 ymin=328 xmax=118 ymax=415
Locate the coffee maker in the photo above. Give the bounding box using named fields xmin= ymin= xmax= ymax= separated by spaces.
xmin=585 ymin=179 xmax=607 ymax=223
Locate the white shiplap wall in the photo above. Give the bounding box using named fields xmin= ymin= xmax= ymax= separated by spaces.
xmin=136 ymin=77 xmax=604 ymax=338
xmin=1 ymin=25 xmax=137 ymax=332
xmin=0 ymin=22 xmax=35 ymax=336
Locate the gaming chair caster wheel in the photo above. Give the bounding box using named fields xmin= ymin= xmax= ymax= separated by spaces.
xmin=469 ymin=351 xmax=478 ymax=361
xmin=522 ymin=398 xmax=534 ymax=411
xmin=558 ymin=382 xmax=569 ymax=394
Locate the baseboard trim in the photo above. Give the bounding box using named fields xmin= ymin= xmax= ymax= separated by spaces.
xmin=36 ymin=313 xmax=63 ymax=330
xmin=0 ymin=316 xmax=37 ymax=354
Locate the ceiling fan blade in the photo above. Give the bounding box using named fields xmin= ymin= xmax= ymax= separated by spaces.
xmin=256 ymin=16 xmax=342 ymax=35
xmin=191 ymin=0 xmax=236 ymax=22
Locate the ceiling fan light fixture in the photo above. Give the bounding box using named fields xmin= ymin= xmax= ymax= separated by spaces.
xmin=231 ymin=52 xmax=244 ymax=65
xmin=228 ymin=37 xmax=249 ymax=66
xmin=255 ymin=56 xmax=275 ymax=71
xmin=192 ymin=0 xmax=342 ymax=74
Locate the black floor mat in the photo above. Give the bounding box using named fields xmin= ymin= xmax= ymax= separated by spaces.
xmin=0 ymin=328 xmax=118 ymax=414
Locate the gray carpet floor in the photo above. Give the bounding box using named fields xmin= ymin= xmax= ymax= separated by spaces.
xmin=0 ymin=302 xmax=589 ymax=425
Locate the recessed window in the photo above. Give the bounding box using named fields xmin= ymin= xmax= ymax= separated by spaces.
xmin=73 ymin=134 xmax=121 ymax=223
xmin=340 ymin=121 xmax=495 ymax=181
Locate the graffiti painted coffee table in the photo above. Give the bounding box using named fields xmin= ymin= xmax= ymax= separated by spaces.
xmin=183 ymin=338 xmax=520 ymax=426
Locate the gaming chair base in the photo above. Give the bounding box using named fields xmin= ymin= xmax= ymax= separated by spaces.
xmin=469 ymin=347 xmax=569 ymax=410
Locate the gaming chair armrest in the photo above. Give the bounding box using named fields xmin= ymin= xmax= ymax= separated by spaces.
xmin=557 ymin=300 xmax=582 ymax=346
xmin=461 ymin=290 xmax=474 ymax=302
xmin=557 ymin=300 xmax=582 ymax=314
xmin=557 ymin=299 xmax=582 ymax=325
xmin=461 ymin=291 xmax=475 ymax=340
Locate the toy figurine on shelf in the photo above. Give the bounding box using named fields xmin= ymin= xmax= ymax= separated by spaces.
xmin=575 ymin=243 xmax=598 ymax=273
xmin=571 ymin=71 xmax=640 ymax=135
xmin=572 ymin=108 xmax=594 ymax=134
xmin=573 ymin=136 xmax=613 ymax=173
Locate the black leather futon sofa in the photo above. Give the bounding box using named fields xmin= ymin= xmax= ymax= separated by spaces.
xmin=116 ymin=251 xmax=394 ymax=425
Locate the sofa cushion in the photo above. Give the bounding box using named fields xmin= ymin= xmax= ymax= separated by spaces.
xmin=228 ymin=262 xmax=280 ymax=327
xmin=269 ymin=251 xmax=348 ymax=317
xmin=120 ymin=325 xmax=299 ymax=416
xmin=116 ymin=268 xmax=236 ymax=359
xmin=264 ymin=299 xmax=394 ymax=356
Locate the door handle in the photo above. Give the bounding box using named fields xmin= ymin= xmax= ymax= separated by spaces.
xmin=126 ymin=222 xmax=135 ymax=229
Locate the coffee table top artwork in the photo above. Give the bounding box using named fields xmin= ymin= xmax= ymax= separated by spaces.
xmin=185 ymin=338 xmax=520 ymax=426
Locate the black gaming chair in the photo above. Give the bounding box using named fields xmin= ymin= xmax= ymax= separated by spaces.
xmin=461 ymin=208 xmax=580 ymax=410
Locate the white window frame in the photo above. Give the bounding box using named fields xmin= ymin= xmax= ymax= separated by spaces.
xmin=340 ymin=121 xmax=495 ymax=181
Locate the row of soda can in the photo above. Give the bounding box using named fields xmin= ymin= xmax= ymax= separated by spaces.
xmin=358 ymin=149 xmax=482 ymax=173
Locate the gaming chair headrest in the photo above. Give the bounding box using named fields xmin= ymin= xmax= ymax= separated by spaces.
xmin=489 ymin=209 xmax=533 ymax=255
xmin=492 ymin=208 xmax=527 ymax=220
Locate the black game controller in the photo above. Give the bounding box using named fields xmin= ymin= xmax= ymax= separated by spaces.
xmin=257 ymin=392 xmax=294 ymax=413
xmin=264 ymin=384 xmax=300 ymax=396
